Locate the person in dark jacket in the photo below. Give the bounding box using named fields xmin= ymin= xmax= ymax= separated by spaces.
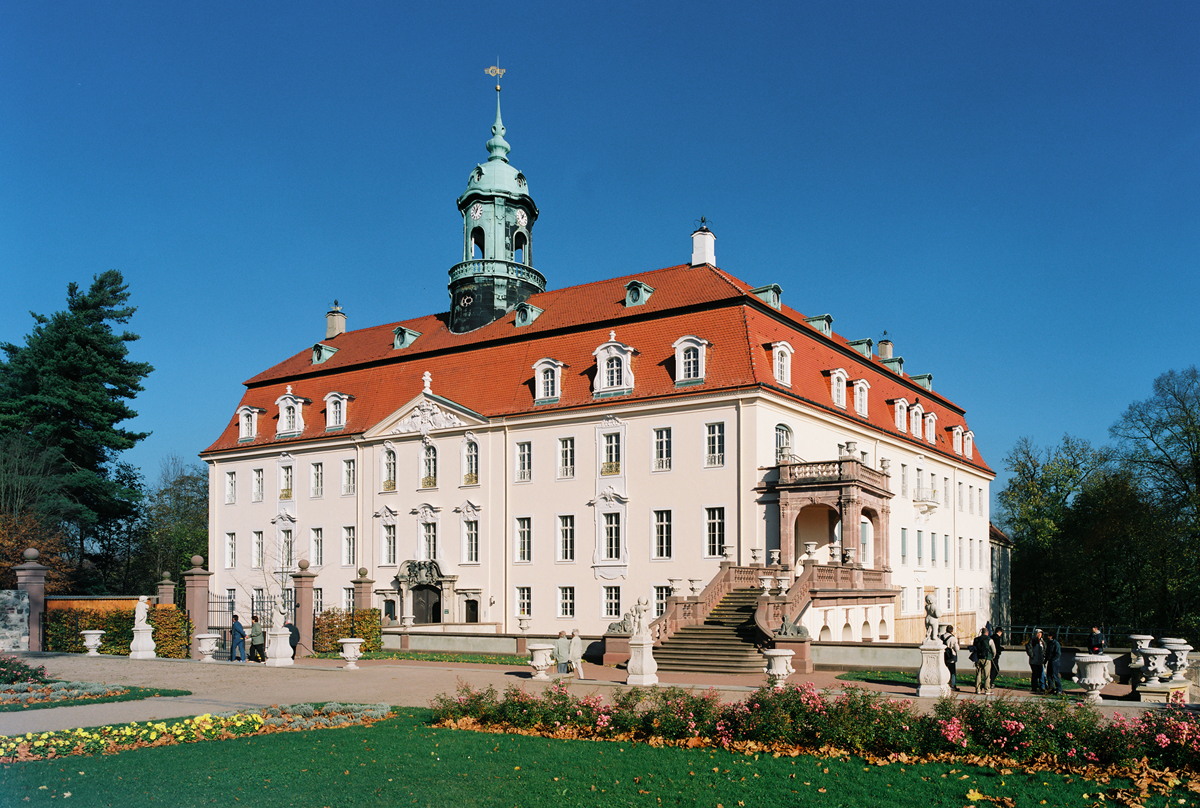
xmin=1087 ymin=627 xmax=1107 ymax=655
xmin=248 ymin=615 xmax=266 ymax=663
xmin=972 ymin=628 xmax=995 ymax=694
xmin=988 ymin=628 xmax=1005 ymax=690
xmin=230 ymin=615 xmax=246 ymax=662
xmin=285 ymin=621 xmax=300 ymax=659
xmin=1045 ymin=631 xmax=1063 ymax=694
xmin=942 ymin=626 xmax=960 ymax=691
xmin=1025 ymin=629 xmax=1046 ymax=692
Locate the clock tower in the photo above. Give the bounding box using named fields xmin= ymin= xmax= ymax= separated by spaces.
xmin=448 ymin=87 xmax=543 ymax=333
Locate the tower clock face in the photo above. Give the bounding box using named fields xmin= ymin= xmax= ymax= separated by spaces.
xmin=516 ymin=209 xmax=528 ymax=227
xmin=470 ymin=203 xmax=483 ymax=221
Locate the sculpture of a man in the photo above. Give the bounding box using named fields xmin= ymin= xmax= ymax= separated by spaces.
xmin=134 ymin=595 xmax=150 ymax=630
xmin=923 ymin=594 xmax=940 ymax=643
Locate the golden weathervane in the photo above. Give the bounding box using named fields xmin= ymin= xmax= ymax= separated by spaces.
xmin=486 ymin=64 xmax=505 ymax=92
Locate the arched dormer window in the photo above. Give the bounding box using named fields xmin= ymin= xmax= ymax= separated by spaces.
xmin=672 ymin=335 xmax=709 ymax=386
xmin=243 ymin=412 xmax=253 ymax=435
xmin=951 ymin=426 xmax=964 ymax=455
xmin=893 ymin=398 xmax=909 ymax=433
xmin=964 ymin=431 xmax=974 ymax=459
xmin=274 ymin=387 xmax=310 ymax=438
xmin=853 ymin=379 xmax=870 ymax=417
xmin=236 ymin=405 xmax=265 ymax=442
xmin=828 ymin=368 xmax=849 ymax=408
xmin=462 ymin=435 xmax=479 ymax=486
xmin=592 ymin=333 xmax=635 ymax=398
xmin=771 ymin=341 xmax=793 ymax=387
xmin=422 ymin=444 xmax=438 ymax=489
xmin=775 ymin=424 xmax=793 ymax=463
xmin=285 ymin=406 xmax=296 ymax=431
xmin=532 ymin=358 xmax=565 ymax=404
xmin=323 ymin=391 xmax=352 ymax=432
xmin=924 ymin=412 xmax=937 ymax=444
xmin=910 ymin=403 xmax=924 ymax=440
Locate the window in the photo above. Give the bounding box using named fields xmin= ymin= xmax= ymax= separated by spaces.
xmin=423 ymin=522 xmax=437 ymax=560
xmin=593 ymin=335 xmax=636 ymax=395
xmin=281 ymin=465 xmax=293 ymax=500
xmin=383 ymin=524 xmax=396 ymax=565
xmin=706 ymin=507 xmax=725 ymax=557
xmin=331 ymin=399 xmax=342 ymax=427
xmin=900 ymin=464 xmax=908 ymax=497
xmin=900 ymin=528 xmax=908 ymax=565
xmin=682 ymin=347 xmax=699 ymax=379
xmin=958 ymin=482 xmax=964 ymax=511
xmin=605 ymin=356 xmax=623 ymax=387
xmin=226 ymin=588 xmax=236 ymax=611
xmin=237 ymin=406 xmax=262 ymax=440
xmin=945 ymin=535 xmax=950 ymax=568
xmin=924 ymin=412 xmax=937 ymax=443
xmin=775 ymin=424 xmax=793 ymax=464
xmin=894 ymin=398 xmax=909 ymax=433
xmin=969 ymin=537 xmax=975 ymax=569
xmin=946 ymin=588 xmax=952 ymax=610
xmin=311 ymin=463 xmax=323 ymax=497
xmin=253 ymin=588 xmax=265 ymax=612
xmin=311 ymin=528 xmax=323 ymax=566
xmin=285 ymin=406 xmax=297 ymax=432
xmin=558 ymin=515 xmax=575 ymax=561
xmin=944 ymin=477 xmax=950 ymax=507
xmin=342 ymin=459 xmax=356 ymax=495
xmin=654 ymin=510 xmax=672 ymax=559
xmin=252 ymin=469 xmax=264 ymax=502
xmin=252 ymin=531 xmax=264 ymax=569
xmin=901 ymin=587 xmax=908 ymax=614
xmin=225 ymin=471 xmax=236 ymax=504
xmin=602 ymin=433 xmax=621 ymax=475
xmin=225 ymin=532 xmax=236 ymax=568
xmin=282 ymin=529 xmax=294 ymax=567
xmin=853 ymin=379 xmax=870 ymax=417
xmin=558 ymin=438 xmax=574 ymax=478
xmin=323 ymin=391 xmax=350 ymax=431
xmin=969 ymin=588 xmax=974 ymax=609
xmin=343 ymin=587 xmax=354 ymax=610
xmin=655 ymin=585 xmax=671 ymax=617
xmin=860 ymin=520 xmax=870 ymax=566
xmin=705 ymin=423 xmax=725 ymax=467
xmin=952 ymin=426 xmax=963 ymax=455
xmin=930 ymin=532 xmax=936 ymax=564
xmin=958 ymin=536 xmax=964 ymax=569
xmin=541 ymin=368 xmax=556 ymax=399
xmin=964 ymin=431 xmax=974 ymax=459
xmin=672 ymin=335 xmax=709 ymax=384
xmin=516 ymin=517 xmax=532 ymax=562
xmin=917 ymin=530 xmax=923 ymax=564
xmin=654 ymin=428 xmax=672 ymax=471
xmin=830 ymin=368 xmax=848 ymax=408
xmin=516 ymin=587 xmax=532 ymax=617
xmin=559 ymin=587 xmax=575 ymax=618
xmin=532 ymin=358 xmax=565 ymax=402
xmin=383 ymin=450 xmax=396 ymax=491
xmin=463 ymin=441 xmax=479 ymax=485
xmin=313 ymin=588 xmax=323 ymax=613
xmin=343 ymin=526 xmax=356 ymax=567
xmin=910 ymin=405 xmax=923 ymax=440
xmin=771 ymin=341 xmax=793 ymax=386
xmin=604 ymin=586 xmax=621 ymax=619
xmin=422 ymin=445 xmax=437 ymax=488
xmin=516 ymin=442 xmax=532 ymax=482
xmin=969 ymin=486 xmax=975 ymax=514
xmin=464 ymin=521 xmax=479 ymax=563
xmin=603 ymin=512 xmax=621 ymax=560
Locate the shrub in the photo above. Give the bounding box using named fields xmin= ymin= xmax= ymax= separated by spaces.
xmin=313 ymin=608 xmax=381 ymax=653
xmin=0 ymin=655 xmax=48 ymax=685
xmin=44 ymin=606 xmax=192 ymax=658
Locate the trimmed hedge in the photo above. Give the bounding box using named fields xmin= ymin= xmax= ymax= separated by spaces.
xmin=313 ymin=608 xmax=381 ymax=653
xmin=45 ymin=606 xmax=193 ymax=658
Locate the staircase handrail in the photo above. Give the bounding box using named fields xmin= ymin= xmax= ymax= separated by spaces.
xmin=753 ymin=561 xmax=816 ymax=642
xmin=648 ymin=564 xmax=761 ymax=644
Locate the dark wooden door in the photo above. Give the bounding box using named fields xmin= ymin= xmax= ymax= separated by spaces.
xmin=412 ymin=585 xmax=441 ymax=624
xmin=464 ymin=599 xmax=479 ymax=623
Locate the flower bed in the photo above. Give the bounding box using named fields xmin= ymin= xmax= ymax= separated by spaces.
xmin=1 ymin=681 xmax=128 ymax=706
xmin=0 ymin=702 xmax=392 ymax=762
xmin=0 ymin=655 xmax=49 ymax=685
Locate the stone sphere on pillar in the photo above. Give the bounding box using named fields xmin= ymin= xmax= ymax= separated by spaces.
xmin=358 ymin=567 xmax=369 ymax=577
xmin=298 ymin=559 xmax=310 ymax=571
xmin=191 ymin=555 xmax=204 ymax=567
xmin=23 ymin=548 xmax=40 ymax=561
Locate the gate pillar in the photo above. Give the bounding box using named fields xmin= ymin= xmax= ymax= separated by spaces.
xmin=183 ymin=556 xmax=214 ymax=660
xmin=291 ymin=559 xmax=317 ymax=658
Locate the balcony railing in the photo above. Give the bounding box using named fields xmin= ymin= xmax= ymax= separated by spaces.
xmin=914 ymin=487 xmax=938 ymax=503
xmin=601 ymin=461 xmax=621 ymax=476
xmin=654 ymin=458 xmax=672 ymax=471
xmin=448 ymin=258 xmax=547 ymax=291
xmin=516 ymin=469 xmax=532 ymax=482
xmin=558 ymin=465 xmax=574 ymax=479
xmin=706 ymin=453 xmax=724 ymax=467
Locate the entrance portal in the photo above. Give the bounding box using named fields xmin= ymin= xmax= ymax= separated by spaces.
xmin=412 ymin=584 xmax=442 ymax=624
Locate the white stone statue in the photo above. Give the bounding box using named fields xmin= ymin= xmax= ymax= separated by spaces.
xmin=923 ymin=594 xmax=940 ymax=644
xmin=631 ymin=597 xmax=651 ymax=640
xmin=134 ymin=596 xmax=150 ymax=630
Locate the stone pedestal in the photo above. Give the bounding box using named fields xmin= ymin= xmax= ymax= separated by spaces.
xmin=528 ymin=643 xmax=554 ymax=680
xmin=602 ymin=634 xmax=631 ymax=665
xmin=81 ymin=630 xmax=105 ymax=656
xmin=626 ymin=636 xmax=659 ymax=686
xmin=774 ymin=638 xmax=814 ymax=674
xmin=129 ymin=626 xmax=157 ymax=660
xmin=13 ymin=549 xmax=49 ymax=653
xmin=762 ymin=649 xmax=795 ymax=689
xmin=264 ymin=626 xmax=294 ymax=667
xmin=1139 ymin=680 xmax=1191 ymax=704
xmin=156 ymin=573 xmax=175 ymax=606
xmin=339 ymin=638 xmax=365 ymax=669
xmin=1073 ymin=654 xmax=1114 ymax=703
xmin=916 ymin=640 xmax=950 ymax=698
xmin=195 ymin=633 xmax=219 ymax=662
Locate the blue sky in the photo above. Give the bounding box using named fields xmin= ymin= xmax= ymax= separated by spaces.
xmin=2 ymin=2 xmax=1197 ymax=499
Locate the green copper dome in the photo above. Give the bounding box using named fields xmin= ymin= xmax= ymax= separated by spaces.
xmin=457 ymin=93 xmax=535 ymax=204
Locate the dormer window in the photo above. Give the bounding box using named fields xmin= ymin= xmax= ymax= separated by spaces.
xmin=624 ymin=280 xmax=655 ymax=307
xmin=592 ymin=332 xmax=635 ymax=398
xmin=910 ymin=403 xmax=925 ymax=440
xmin=951 ymin=426 xmax=964 ymax=455
xmin=853 ymin=380 xmax=870 ymax=417
xmin=829 ymin=368 xmax=849 ymax=408
xmin=894 ymin=398 xmax=909 ymax=433
xmin=924 ymin=412 xmax=937 ymax=444
xmin=236 ymin=406 xmax=265 ymax=441
xmin=393 ymin=326 xmax=422 ymax=350
xmin=274 ymin=387 xmax=310 ymax=438
xmin=514 ymin=302 xmax=544 ymax=327
xmin=964 ymin=431 xmax=974 ymax=459
xmin=771 ymin=341 xmax=793 ymax=387
xmin=323 ymin=391 xmax=353 ymax=431
xmin=532 ymin=358 xmax=565 ymax=404
xmin=312 ymin=343 xmax=338 ymax=365
xmin=672 ymin=335 xmax=709 ymax=386
xmin=750 ymin=284 xmax=782 ymax=310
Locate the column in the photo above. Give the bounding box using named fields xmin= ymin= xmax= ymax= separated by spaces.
xmin=13 ymin=548 xmax=50 ymax=652
xmin=291 ymin=559 xmax=317 ymax=658
xmin=779 ymin=499 xmax=795 ymax=569
xmin=182 ymin=556 xmax=213 ymax=660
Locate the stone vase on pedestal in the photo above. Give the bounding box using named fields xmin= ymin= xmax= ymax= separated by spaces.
xmin=916 ymin=640 xmax=951 ymax=698
xmin=762 ymin=649 xmax=795 ymax=689
xmin=339 ymin=638 xmax=365 ymax=670
xmin=80 ymin=630 xmax=105 ymax=657
xmin=1128 ymin=634 xmax=1155 ymax=683
xmin=129 ymin=626 xmax=157 ymax=660
xmin=626 ymin=636 xmax=659 ymax=686
xmin=194 ymin=633 xmax=219 ymax=662
xmin=264 ymin=626 xmax=294 ymax=667
xmin=1163 ymin=643 xmax=1192 ymax=682
xmin=528 ymin=643 xmax=554 ymax=680
xmin=1073 ymin=654 xmax=1114 ymax=703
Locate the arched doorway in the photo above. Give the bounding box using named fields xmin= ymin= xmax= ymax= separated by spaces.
xmin=412 ymin=584 xmax=441 ymax=624
xmin=795 ymin=504 xmax=839 ymax=562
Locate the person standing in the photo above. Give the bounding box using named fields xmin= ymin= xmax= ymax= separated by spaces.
xmin=568 ymin=629 xmax=586 ymax=680
xmin=942 ymin=626 xmax=960 ymax=691
xmin=285 ymin=620 xmax=300 ymax=659
xmin=1045 ymin=631 xmax=1063 ymax=694
xmin=230 ymin=614 xmax=246 ymax=662
xmin=989 ymin=628 xmax=1005 ymax=690
xmin=1087 ymin=626 xmax=1107 ymax=655
xmin=1025 ymin=629 xmax=1046 ymax=692
xmin=553 ymin=630 xmax=571 ymax=675
xmin=972 ymin=628 xmax=994 ymax=694
xmin=248 ymin=615 xmax=266 ymax=663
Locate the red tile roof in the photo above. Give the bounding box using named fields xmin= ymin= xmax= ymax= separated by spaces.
xmin=204 ymin=264 xmax=992 ymax=475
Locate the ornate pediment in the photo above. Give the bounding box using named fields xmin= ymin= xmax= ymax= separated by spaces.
xmin=392 ymin=400 xmax=466 ymax=437
xmin=270 ymin=509 xmax=296 ymax=525
xmin=374 ymin=505 xmax=400 ymax=526
xmin=397 ymin=559 xmax=444 ymax=585
xmin=589 ymin=485 xmax=629 ymax=507
xmin=412 ymin=503 xmax=440 ymax=523
xmin=454 ymin=500 xmax=482 ymax=519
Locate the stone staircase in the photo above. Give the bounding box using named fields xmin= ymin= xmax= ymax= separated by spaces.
xmin=654 ymin=588 xmax=765 ymax=674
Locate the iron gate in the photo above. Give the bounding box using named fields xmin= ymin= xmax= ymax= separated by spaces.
xmin=207 ymin=592 xmax=234 ymax=661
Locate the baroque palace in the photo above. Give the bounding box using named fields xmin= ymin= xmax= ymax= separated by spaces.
xmin=202 ymin=89 xmax=996 ymax=644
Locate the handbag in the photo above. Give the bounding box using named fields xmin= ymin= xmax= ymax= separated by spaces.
xmin=566 ymin=661 xmax=575 ymax=673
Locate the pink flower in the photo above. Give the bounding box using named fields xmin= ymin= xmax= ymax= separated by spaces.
xmin=1155 ymin=733 xmax=1170 ymax=748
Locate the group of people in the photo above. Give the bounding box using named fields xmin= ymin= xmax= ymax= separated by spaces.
xmin=942 ymin=623 xmax=1106 ymax=696
xmin=940 ymin=625 xmax=1007 ymax=694
xmin=552 ymin=629 xmax=587 ymax=679
xmin=230 ymin=614 xmax=300 ymax=662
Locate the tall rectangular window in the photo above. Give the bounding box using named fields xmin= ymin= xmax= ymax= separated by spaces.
xmin=900 ymin=464 xmax=908 ymax=497
xmin=602 ymin=433 xmax=621 ymax=476
xmin=343 ymin=588 xmax=354 ymax=610
xmin=311 ymin=462 xmax=323 ymax=497
xmin=705 ymin=423 xmax=725 ymax=467
xmin=225 ymin=532 xmax=236 ymax=568
xmin=558 ymin=438 xmax=574 ymax=478
xmin=517 ymin=442 xmax=532 ymax=482
xmin=558 ymin=515 xmax=575 ymax=561
xmin=943 ymin=477 xmax=950 ymax=508
xmin=252 ymin=469 xmax=264 ymax=502
xmin=860 ymin=521 xmax=870 ymax=566
xmin=282 ymin=529 xmax=294 ymax=567
xmin=654 ymin=510 xmax=672 ymax=559
xmin=423 ymin=522 xmax=437 ymax=560
xmin=383 ymin=524 xmax=396 ymax=565
xmin=311 ymin=527 xmax=323 ymax=566
xmin=313 ymin=588 xmax=323 ymax=613
xmin=463 ymin=443 xmax=478 ymax=485
xmin=465 ymin=521 xmax=479 ymax=563
xmin=604 ymin=586 xmax=621 ymax=619
xmin=969 ymin=485 xmax=975 ymax=514
xmin=517 ymin=517 xmax=532 ymax=562
xmin=281 ymin=466 xmax=293 ymax=500
xmin=516 ymin=587 xmax=532 ymax=617
xmin=558 ymin=586 xmax=575 ymax=618
xmin=916 ymin=530 xmax=923 ymax=564
xmin=654 ymin=428 xmax=672 ymax=471
xmin=252 ymin=531 xmax=264 ymax=569
xmin=969 ymin=537 xmax=975 ymax=569
xmin=958 ymin=536 xmax=964 ymax=569
xmin=945 ymin=535 xmax=950 ymax=568
xmin=958 ymin=482 xmax=964 ymax=511
xmin=603 ymin=512 xmax=621 ymax=560
xmin=342 ymin=459 xmax=356 ymax=495
xmin=343 ymin=526 xmax=356 ymax=567
xmin=930 ymin=532 xmax=936 ymax=564
xmin=900 ymin=528 xmax=908 ymax=564
xmin=946 ymin=588 xmax=952 ymax=610
xmin=705 ymin=507 xmax=725 ymax=557
xmin=655 ymin=585 xmax=672 ymax=617
xmin=901 ymin=587 xmax=908 ymax=613
xmin=226 ymin=588 xmax=236 ymax=611
xmin=225 ymin=471 xmax=236 ymax=504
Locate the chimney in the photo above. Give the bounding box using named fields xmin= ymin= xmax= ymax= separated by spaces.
xmin=691 ymin=222 xmax=716 ymax=266
xmin=878 ymin=340 xmax=893 ymax=360
xmin=326 ymin=301 xmax=346 ymax=339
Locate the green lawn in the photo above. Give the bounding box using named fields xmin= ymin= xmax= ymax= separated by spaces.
xmin=2 ymin=709 xmax=1192 ymax=807
xmin=838 ymin=669 xmax=1083 ymax=692
xmin=0 ymin=687 xmax=192 ymax=713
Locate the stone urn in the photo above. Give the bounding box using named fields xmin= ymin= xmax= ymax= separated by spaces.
xmin=758 ymin=576 xmax=773 ymax=593
xmin=194 ymin=633 xmax=219 ymax=662
xmin=1141 ymin=647 xmax=1172 ymax=683
xmin=769 ymin=549 xmax=781 ymax=566
xmin=721 ymin=544 xmax=734 ymax=561
xmin=828 ymin=541 xmax=841 ymax=564
xmin=762 ymin=649 xmax=795 ymax=689
xmin=518 ymin=616 xmax=532 ymax=633
xmin=1073 ymin=654 xmax=1114 ymax=703
xmin=668 ymin=578 xmax=683 ymax=596
xmin=1161 ymin=637 xmax=1188 ymax=646
xmin=803 ymin=542 xmax=817 ymax=561
xmin=80 ymin=630 xmax=105 ymax=657
xmin=339 ymin=638 xmax=365 ymax=670
xmin=528 ymin=643 xmax=554 ymax=680
xmin=843 ymin=546 xmax=856 ymax=565
xmin=750 ymin=548 xmax=763 ymax=565
xmin=1163 ymin=643 xmax=1193 ymax=682
xmin=774 ymin=576 xmax=790 ymax=593
xmin=400 ymin=615 xmax=415 ymax=629
xmin=689 ymin=579 xmax=703 ymax=597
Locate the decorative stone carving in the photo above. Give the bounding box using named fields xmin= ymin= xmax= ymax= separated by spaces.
xmin=923 ymin=593 xmax=940 ymax=644
xmin=81 ymin=630 xmax=105 ymax=657
xmin=129 ymin=596 xmax=157 ymax=660
xmin=776 ymin=617 xmax=809 ymax=639
xmin=264 ymin=625 xmax=294 ymax=667
xmin=518 ymin=617 xmax=531 ymax=633
xmin=1141 ymin=647 xmax=1171 ymax=683
xmin=339 ymin=637 xmax=365 ymax=669
xmin=668 ymin=578 xmax=683 ymax=596
xmin=916 ymin=642 xmax=951 ymax=698
xmin=1073 ymin=654 xmax=1114 ymax=703
xmin=528 ymin=643 xmax=554 ymax=680
xmin=401 ymin=559 xmax=443 ymax=585
xmin=626 ymin=636 xmax=659 ymax=686
xmin=689 ymin=579 xmax=703 ymax=596
xmin=769 ymin=549 xmax=781 ymax=566
xmin=750 ymin=548 xmax=763 ymax=565
xmin=195 ymin=633 xmax=219 ymax=662
xmin=1163 ymin=643 xmax=1192 ymax=682
xmin=758 ymin=576 xmax=773 ymax=592
xmin=606 ymin=611 xmax=635 ymax=635
xmin=763 ymin=649 xmax=795 ymax=689
xmin=600 ymin=414 xmax=622 ymax=427
xmin=392 ymin=400 xmax=466 ymax=436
